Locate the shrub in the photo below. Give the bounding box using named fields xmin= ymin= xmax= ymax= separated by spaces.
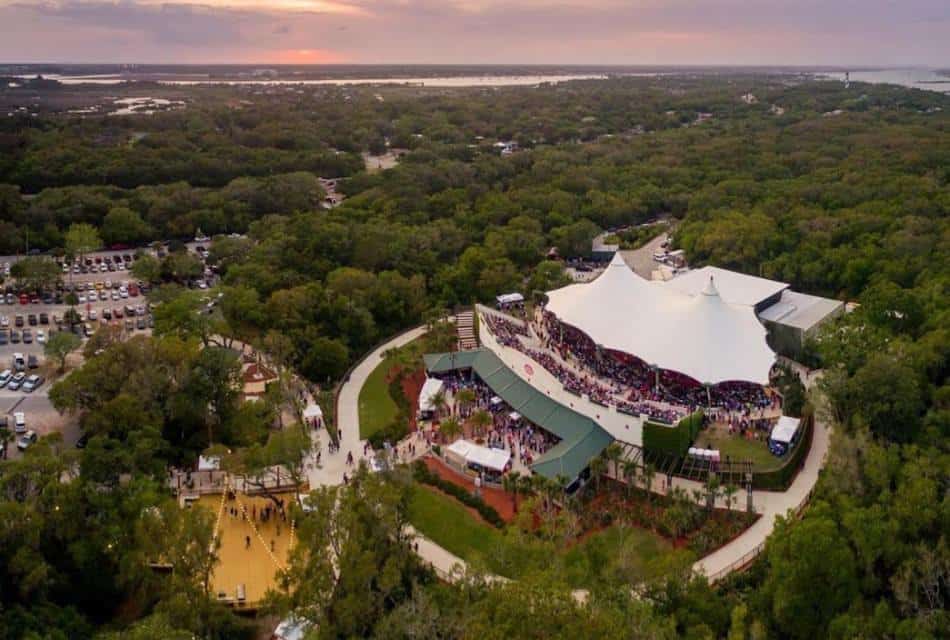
xmin=412 ymin=461 xmax=505 ymax=528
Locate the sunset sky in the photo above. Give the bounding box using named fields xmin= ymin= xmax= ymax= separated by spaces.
xmin=1 ymin=0 xmax=947 ymax=65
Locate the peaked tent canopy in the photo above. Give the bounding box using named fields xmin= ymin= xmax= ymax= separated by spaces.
xmin=545 ymin=253 xmax=776 ymax=385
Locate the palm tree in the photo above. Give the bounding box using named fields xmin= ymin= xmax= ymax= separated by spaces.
xmin=469 ymin=409 xmax=492 ymax=440
xmin=723 ymin=484 xmax=739 ymax=512
xmin=503 ymin=471 xmax=522 ymax=513
xmin=604 ymin=443 xmax=623 ymax=483
xmin=439 ymin=417 xmax=461 ymax=443
xmin=641 ymin=463 xmax=657 ymax=501
xmin=588 ymin=455 xmax=607 ymax=493
xmin=621 ymin=460 xmax=639 ymax=500
xmin=429 ymin=389 xmax=448 ymax=419
xmin=455 ymin=388 xmax=476 ymax=418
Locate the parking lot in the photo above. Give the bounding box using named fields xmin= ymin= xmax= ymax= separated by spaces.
xmin=0 ymin=241 xmax=217 ymax=459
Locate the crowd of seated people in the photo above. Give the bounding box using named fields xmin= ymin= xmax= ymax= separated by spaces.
xmin=483 ymin=312 xmax=529 ymax=349
xmin=616 ymin=400 xmax=688 ymax=424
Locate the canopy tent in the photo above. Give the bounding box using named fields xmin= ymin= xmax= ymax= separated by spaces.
xmin=417 ymin=378 xmax=445 ymax=414
xmin=545 ymin=253 xmax=776 ymax=385
xmin=198 ymin=455 xmax=220 ymax=471
xmin=302 ymin=403 xmax=323 ymax=420
xmin=446 ymin=439 xmax=511 ymax=472
xmin=770 ymin=416 xmax=801 ymax=444
xmin=508 ymin=411 xmax=521 ymax=422
xmin=490 ymin=395 xmax=503 ymax=406
xmin=496 ymin=292 xmax=525 ymax=305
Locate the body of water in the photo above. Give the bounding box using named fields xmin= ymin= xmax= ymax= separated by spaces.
xmin=16 ymin=73 xmax=609 ymax=87
xmin=820 ymin=68 xmax=950 ymax=93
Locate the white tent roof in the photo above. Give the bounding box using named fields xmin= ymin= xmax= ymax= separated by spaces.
xmin=418 ymin=378 xmax=445 ymax=413
xmin=496 ymin=292 xmax=524 ymax=305
xmin=545 ymin=253 xmax=776 ymax=385
xmin=770 ymin=416 xmax=801 ymax=444
xmin=198 ymin=455 xmax=220 ymax=471
xmin=665 ymin=266 xmax=788 ymax=307
xmin=446 ymin=439 xmax=510 ymax=471
xmin=303 ymin=403 xmax=323 ymax=419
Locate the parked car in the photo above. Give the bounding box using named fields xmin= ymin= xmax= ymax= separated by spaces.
xmin=7 ymin=372 xmax=25 ymax=390
xmin=22 ymin=375 xmax=43 ymax=393
xmin=22 ymin=329 xmax=32 ymax=344
xmin=13 ymin=352 xmax=25 ymax=371
xmin=27 ymin=354 xmax=38 ymax=368
xmin=0 ymin=369 xmax=11 ymax=387
xmin=13 ymin=411 xmax=26 ymax=433
xmin=17 ymin=430 xmax=37 ymax=450
xmin=9 ymin=330 xmax=20 ymax=344
xmin=27 ymin=313 xmax=37 ymax=326
xmin=0 ymin=315 xmax=7 ymax=328
xmin=14 ymin=314 xmax=23 ymax=327
xmin=136 ymin=317 xmax=146 ymax=330
xmin=0 ymin=330 xmax=7 ymax=346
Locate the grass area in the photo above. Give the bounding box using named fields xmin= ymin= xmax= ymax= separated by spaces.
xmin=408 ymin=483 xmax=678 ymax=587
xmin=357 ymin=327 xmax=456 ymax=440
xmin=696 ymin=431 xmax=783 ymax=471
xmin=409 ymin=485 xmax=504 ymax=560
xmin=358 ymin=355 xmax=400 ymax=440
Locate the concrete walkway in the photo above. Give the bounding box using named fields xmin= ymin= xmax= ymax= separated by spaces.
xmin=320 ymin=322 xmax=831 ymax=586
xmin=305 ymin=325 xmax=427 ymax=490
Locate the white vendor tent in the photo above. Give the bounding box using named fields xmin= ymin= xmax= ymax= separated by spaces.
xmin=417 ymin=378 xmax=445 ymax=415
xmin=303 ymin=403 xmax=323 ymax=420
xmin=198 ymin=455 xmax=220 ymax=471
xmin=446 ymin=439 xmax=511 ymax=472
xmin=545 ymin=253 xmax=776 ymax=385
xmin=496 ymin=292 xmax=524 ymax=305
xmin=770 ymin=416 xmax=801 ymax=444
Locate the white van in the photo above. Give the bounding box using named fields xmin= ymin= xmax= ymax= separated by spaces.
xmin=12 ymin=352 xmax=25 ymax=371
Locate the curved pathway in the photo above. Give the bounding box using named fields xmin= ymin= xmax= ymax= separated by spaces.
xmin=312 ymin=324 xmax=831 ymax=585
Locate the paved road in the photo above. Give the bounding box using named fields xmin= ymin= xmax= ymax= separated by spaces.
xmin=620 ymin=231 xmax=669 ymax=280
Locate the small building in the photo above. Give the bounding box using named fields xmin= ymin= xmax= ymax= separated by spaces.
xmin=758 ymin=290 xmax=845 ymax=357
xmin=241 ymin=362 xmax=278 ymax=401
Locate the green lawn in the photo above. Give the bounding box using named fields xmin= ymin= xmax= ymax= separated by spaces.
xmin=408 ymin=484 xmax=678 ymax=587
xmin=409 ymin=486 xmax=503 ymax=561
xmin=358 ymin=355 xmax=399 ymax=440
xmin=695 ymin=432 xmax=783 ymax=471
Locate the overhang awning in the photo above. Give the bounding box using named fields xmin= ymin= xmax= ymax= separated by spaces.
xmin=425 ymin=348 xmax=613 ymax=483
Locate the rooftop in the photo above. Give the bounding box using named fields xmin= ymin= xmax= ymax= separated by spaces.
xmin=424 ymin=349 xmax=613 ymax=483
xmin=757 ymin=290 xmax=845 ymax=331
xmin=664 ymin=266 xmax=788 ymax=308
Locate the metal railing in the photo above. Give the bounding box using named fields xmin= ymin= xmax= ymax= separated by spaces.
xmin=705 ymin=485 xmax=817 ymax=584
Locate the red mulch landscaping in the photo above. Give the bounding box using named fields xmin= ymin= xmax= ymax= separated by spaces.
xmin=422 ymin=455 xmax=517 ymax=522
xmin=400 ymin=367 xmax=426 ymax=432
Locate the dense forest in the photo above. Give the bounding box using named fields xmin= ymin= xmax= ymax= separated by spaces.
xmin=0 ymin=74 xmax=947 ymax=639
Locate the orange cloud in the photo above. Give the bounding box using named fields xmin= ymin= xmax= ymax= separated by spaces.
xmin=272 ymin=47 xmax=346 ymax=63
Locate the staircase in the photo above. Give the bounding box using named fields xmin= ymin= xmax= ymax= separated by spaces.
xmin=456 ymin=310 xmax=478 ymax=351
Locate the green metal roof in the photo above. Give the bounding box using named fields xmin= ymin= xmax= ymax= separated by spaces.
xmin=424 ymin=348 xmax=614 ymax=483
